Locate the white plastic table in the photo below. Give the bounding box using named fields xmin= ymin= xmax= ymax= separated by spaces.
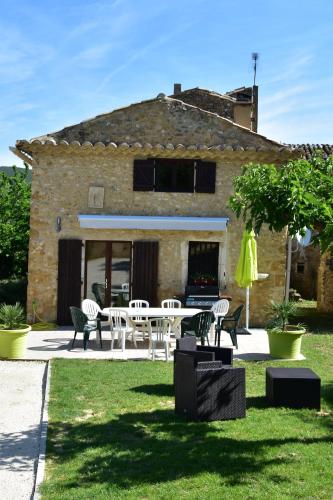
xmin=102 ymin=307 xmax=202 ymax=338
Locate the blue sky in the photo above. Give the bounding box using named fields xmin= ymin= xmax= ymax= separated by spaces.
xmin=1 ymin=0 xmax=332 ymax=166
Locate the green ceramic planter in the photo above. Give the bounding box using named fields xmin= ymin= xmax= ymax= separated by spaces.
xmin=267 ymin=325 xmax=305 ymax=360
xmin=0 ymin=325 xmax=31 ymax=359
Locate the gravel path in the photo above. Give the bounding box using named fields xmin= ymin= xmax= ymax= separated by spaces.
xmin=0 ymin=361 xmax=47 ymax=500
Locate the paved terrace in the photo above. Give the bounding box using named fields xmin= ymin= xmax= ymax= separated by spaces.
xmin=25 ymin=327 xmax=271 ymax=361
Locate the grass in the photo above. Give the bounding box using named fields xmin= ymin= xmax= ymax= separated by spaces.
xmin=41 ymin=330 xmax=333 ymax=500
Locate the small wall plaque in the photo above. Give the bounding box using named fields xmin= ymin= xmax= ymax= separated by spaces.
xmin=88 ymin=186 xmax=104 ymax=209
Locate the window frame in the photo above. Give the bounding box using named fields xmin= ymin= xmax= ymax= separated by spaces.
xmin=133 ymin=158 xmax=216 ymax=194
xmin=187 ymin=241 xmax=220 ymax=286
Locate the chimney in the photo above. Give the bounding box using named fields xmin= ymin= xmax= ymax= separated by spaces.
xmin=173 ymin=83 xmax=182 ymax=95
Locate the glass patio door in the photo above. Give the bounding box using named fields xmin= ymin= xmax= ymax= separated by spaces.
xmin=85 ymin=241 xmax=131 ymax=307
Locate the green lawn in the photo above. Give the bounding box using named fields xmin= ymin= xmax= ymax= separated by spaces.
xmin=41 ymin=331 xmax=333 ymax=500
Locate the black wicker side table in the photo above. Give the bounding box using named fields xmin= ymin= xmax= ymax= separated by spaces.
xmin=266 ymin=367 xmax=321 ymax=410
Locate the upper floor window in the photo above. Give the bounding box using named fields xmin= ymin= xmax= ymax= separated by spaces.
xmin=133 ymin=158 xmax=216 ymax=193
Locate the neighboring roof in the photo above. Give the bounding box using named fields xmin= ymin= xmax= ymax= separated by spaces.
xmin=225 ymin=86 xmax=253 ymax=102
xmin=168 ymin=86 xmax=248 ymax=122
xmin=169 ymin=86 xmax=236 ymax=102
xmin=16 ymin=95 xmax=285 ymax=154
xmin=289 ymin=144 xmax=333 ymax=160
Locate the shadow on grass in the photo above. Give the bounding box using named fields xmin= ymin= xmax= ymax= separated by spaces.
xmin=45 ymin=409 xmax=332 ymax=493
xmin=246 ymin=396 xmax=270 ymax=409
xmin=131 ymin=383 xmax=174 ymax=397
xmin=295 ymin=306 xmax=333 ymax=335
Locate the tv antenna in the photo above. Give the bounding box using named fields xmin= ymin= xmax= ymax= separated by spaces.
xmin=250 ymin=52 xmax=259 ymax=132
xmin=252 ymin=52 xmax=259 ymax=86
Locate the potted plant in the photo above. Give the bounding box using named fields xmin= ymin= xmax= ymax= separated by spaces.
xmin=266 ymin=300 xmax=306 ymax=360
xmin=193 ymin=273 xmax=218 ymax=286
xmin=0 ymin=303 xmax=31 ymax=359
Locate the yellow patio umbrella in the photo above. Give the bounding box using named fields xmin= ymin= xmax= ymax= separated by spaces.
xmin=235 ymin=230 xmax=258 ymax=329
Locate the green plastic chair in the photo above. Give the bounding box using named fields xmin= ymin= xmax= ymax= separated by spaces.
xmin=182 ymin=311 xmax=215 ymax=346
xmin=70 ymin=306 xmax=102 ymax=350
xmin=215 ymin=304 xmax=244 ymax=349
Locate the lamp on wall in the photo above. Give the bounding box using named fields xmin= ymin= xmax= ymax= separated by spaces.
xmin=56 ymin=216 xmax=62 ymax=232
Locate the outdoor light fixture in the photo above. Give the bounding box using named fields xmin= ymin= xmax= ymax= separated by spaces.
xmin=257 ymin=273 xmax=269 ymax=280
xmin=56 ymin=216 xmax=62 ymax=232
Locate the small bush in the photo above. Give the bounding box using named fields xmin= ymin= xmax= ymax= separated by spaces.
xmin=266 ymin=300 xmax=300 ymax=330
xmin=0 ymin=279 xmax=27 ymax=307
xmin=0 ymin=303 xmax=26 ymax=329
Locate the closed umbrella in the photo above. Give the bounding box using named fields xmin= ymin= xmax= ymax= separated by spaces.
xmin=235 ymin=230 xmax=258 ymax=330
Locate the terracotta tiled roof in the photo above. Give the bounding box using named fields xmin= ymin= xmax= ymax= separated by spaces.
xmin=288 ymin=144 xmax=333 ymax=159
xmin=15 ymin=138 xmax=295 ymax=153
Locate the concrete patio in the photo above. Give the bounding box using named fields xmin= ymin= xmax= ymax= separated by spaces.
xmin=25 ymin=327 xmax=271 ymax=361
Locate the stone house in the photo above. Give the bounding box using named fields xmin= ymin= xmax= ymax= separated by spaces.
xmin=13 ymin=84 xmax=299 ymax=326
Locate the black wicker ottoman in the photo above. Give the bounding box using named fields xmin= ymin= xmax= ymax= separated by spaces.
xmin=266 ymin=368 xmax=321 ymax=410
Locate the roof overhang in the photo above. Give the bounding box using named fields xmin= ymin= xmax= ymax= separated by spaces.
xmin=78 ymin=215 xmax=229 ymax=231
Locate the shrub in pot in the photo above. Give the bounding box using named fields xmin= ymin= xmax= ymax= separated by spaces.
xmin=192 ymin=273 xmax=218 ymax=286
xmin=0 ymin=303 xmax=31 ymax=359
xmin=266 ymin=300 xmax=305 ymax=360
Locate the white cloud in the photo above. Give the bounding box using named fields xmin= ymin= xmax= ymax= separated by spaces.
xmin=95 ymin=20 xmax=196 ymax=93
xmin=0 ymin=26 xmax=54 ymax=84
xmin=260 ymin=113 xmax=333 ymax=145
xmin=261 ymin=85 xmax=308 ymax=106
xmin=264 ymin=53 xmax=313 ymax=85
xmin=73 ymin=44 xmax=117 ymax=68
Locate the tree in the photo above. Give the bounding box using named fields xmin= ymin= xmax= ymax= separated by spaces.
xmin=0 ymin=165 xmax=31 ymax=278
xmin=229 ymin=153 xmax=333 ymax=254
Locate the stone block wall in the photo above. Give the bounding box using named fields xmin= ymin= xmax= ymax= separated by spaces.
xmin=317 ymin=252 xmax=333 ymax=312
xmin=26 ymin=148 xmax=287 ymax=326
xmin=170 ymin=88 xmax=235 ymax=121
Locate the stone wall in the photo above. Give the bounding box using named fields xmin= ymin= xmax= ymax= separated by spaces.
xmin=317 ymin=252 xmax=333 ymax=312
xmin=169 ymin=88 xmax=253 ymax=130
xmin=169 ymin=88 xmax=235 ymax=121
xmin=27 ymin=148 xmax=287 ymax=326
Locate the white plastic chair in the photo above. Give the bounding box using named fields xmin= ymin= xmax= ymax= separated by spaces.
xmin=161 ymin=298 xmax=182 ymax=338
xmin=211 ymin=299 xmax=230 ymax=317
xmin=148 ymin=318 xmax=172 ymax=361
xmin=211 ymin=299 xmax=230 ymax=343
xmin=129 ymin=299 xmax=149 ymax=309
xmin=161 ymin=299 xmax=182 ymax=308
xmin=108 ymin=309 xmax=137 ymax=351
xmin=129 ymin=299 xmax=149 ymax=338
xmin=82 ymin=299 xmax=109 ymax=326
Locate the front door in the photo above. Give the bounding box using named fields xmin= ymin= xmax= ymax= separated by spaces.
xmin=85 ymin=241 xmax=131 ymax=307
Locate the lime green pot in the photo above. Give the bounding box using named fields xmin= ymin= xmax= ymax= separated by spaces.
xmin=267 ymin=325 xmax=305 ymax=360
xmin=0 ymin=325 xmax=31 ymax=359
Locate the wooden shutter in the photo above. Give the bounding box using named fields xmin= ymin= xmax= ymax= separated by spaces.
xmin=195 ymin=161 xmax=216 ymax=193
xmin=57 ymin=239 xmax=82 ymax=325
xmin=132 ymin=241 xmax=159 ymax=305
xmin=133 ymin=159 xmax=154 ymax=191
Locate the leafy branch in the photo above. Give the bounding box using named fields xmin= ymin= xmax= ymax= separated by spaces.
xmin=229 ymin=153 xmax=333 ymax=254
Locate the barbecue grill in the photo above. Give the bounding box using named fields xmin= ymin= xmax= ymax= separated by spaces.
xmin=184 ymin=286 xmax=220 ymax=310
